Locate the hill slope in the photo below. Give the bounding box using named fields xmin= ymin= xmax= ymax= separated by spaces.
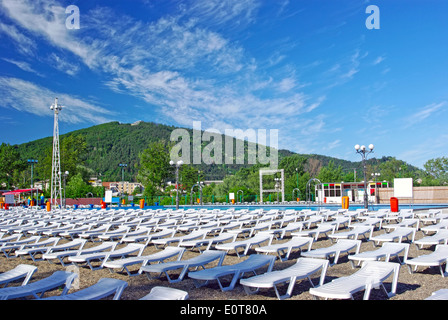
xmin=14 ymin=121 xmax=418 ymax=182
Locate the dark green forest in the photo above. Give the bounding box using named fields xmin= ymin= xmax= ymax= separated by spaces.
xmin=11 ymin=120 xmax=422 ymax=183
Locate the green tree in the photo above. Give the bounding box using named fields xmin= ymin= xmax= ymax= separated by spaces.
xmin=378 ymin=157 xmax=414 ymax=183
xmin=0 ymin=143 xmax=26 ymax=189
xmin=65 ymin=173 xmax=93 ymax=198
xmin=423 ymin=157 xmax=448 ymax=185
xmin=317 ymin=160 xmax=343 ymax=183
xmin=137 ymin=141 xmax=173 ymax=197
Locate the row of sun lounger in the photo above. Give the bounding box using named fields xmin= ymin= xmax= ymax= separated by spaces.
xmin=0 ymin=206 xmax=448 ymax=300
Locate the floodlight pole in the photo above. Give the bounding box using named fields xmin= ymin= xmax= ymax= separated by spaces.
xmin=355 ymin=144 xmax=374 ymax=210
xmin=28 ymin=159 xmax=38 ymax=206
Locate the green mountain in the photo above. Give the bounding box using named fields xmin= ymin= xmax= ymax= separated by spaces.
xmin=14 ymin=121 xmax=419 ymax=182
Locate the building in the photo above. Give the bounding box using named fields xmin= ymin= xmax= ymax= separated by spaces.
xmin=316 ymin=181 xmax=389 ymax=204
xmin=102 ymin=181 xmax=143 ymax=196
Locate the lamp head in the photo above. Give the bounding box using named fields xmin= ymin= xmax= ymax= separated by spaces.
xmin=169 ymin=160 xmax=174 ymax=166
xmin=354 ymin=144 xmax=360 ymax=150
xmin=369 ymin=144 xmax=374 ymax=150
xmin=361 ymin=145 xmax=366 ymax=151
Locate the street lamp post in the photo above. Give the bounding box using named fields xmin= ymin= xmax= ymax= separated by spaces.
xmin=170 ymin=160 xmax=184 ymax=210
xmin=27 ymin=159 xmax=38 ymax=206
xmin=119 ymin=163 xmax=127 ymax=202
xmin=63 ymin=171 xmax=69 ymax=208
xmin=355 ymin=144 xmax=374 ymax=210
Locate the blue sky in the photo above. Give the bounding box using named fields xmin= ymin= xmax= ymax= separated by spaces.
xmin=0 ymin=0 xmax=447 ymax=169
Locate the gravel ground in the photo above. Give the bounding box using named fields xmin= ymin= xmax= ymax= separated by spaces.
xmin=1 ymin=208 xmax=447 ymax=302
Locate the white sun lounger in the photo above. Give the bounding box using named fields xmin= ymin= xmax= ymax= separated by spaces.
xmin=139 ymin=286 xmax=189 ymax=300
xmin=240 ymin=258 xmax=329 ymax=300
xmin=40 ymin=278 xmax=128 ymax=300
xmin=97 ymin=226 xmax=131 ymax=241
xmin=188 ymin=254 xmax=276 ymax=292
xmin=0 ymin=236 xmax=41 ymax=258
xmin=328 ymin=226 xmax=374 ymax=243
xmin=0 ymin=264 xmax=37 ymax=287
xmin=349 ymin=218 xmax=383 ymax=230
xmin=215 ymin=233 xmax=273 ymax=257
xmin=41 ymin=224 xmax=76 ymax=237
xmin=103 ymin=246 xmax=186 ymax=276
xmin=14 ymin=237 xmax=62 ymax=261
xmin=369 ymin=227 xmax=416 ymax=247
xmin=44 ymin=239 xmax=88 ymax=255
xmin=59 ymin=225 xmax=92 ymax=240
xmin=152 ymin=230 xmax=208 ymax=249
xmin=77 ymin=224 xmax=113 ymax=241
xmin=291 ymin=224 xmax=336 ymax=241
xmin=309 ymin=261 xmax=400 ymax=300
xmin=413 ymin=229 xmax=448 ymax=250
xmin=301 ymin=239 xmax=361 ymax=266
xmin=263 ymin=222 xmax=304 ymax=240
xmin=42 ymin=241 xmax=118 ymax=267
xmin=121 ymin=229 xmax=176 ymax=245
xmin=302 ymin=216 xmax=324 ymax=229
xmin=381 ymin=219 xmax=419 ymax=232
xmin=0 ymin=233 xmax=22 ymax=243
xmin=138 ymin=250 xmax=226 ymax=283
xmin=348 ymin=243 xmax=410 ymax=268
xmin=118 ymin=227 xmax=152 ymax=242
xmin=420 ymin=220 xmax=448 ymax=234
xmin=0 ymin=271 xmax=78 ymax=300
xmin=425 ymin=289 xmax=448 ymax=300
xmin=179 ymin=233 xmax=238 ymax=252
xmin=405 ymin=244 xmax=448 ymax=277
xmin=255 ymin=236 xmax=313 ymax=261
xmin=69 ymin=243 xmax=145 ymax=270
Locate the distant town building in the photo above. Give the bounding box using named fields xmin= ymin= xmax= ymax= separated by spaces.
xmin=102 ymin=181 xmax=143 ymax=195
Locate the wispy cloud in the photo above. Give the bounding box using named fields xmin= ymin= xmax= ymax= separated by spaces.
xmin=0 ymin=22 xmax=36 ymax=56
xmin=373 ymin=55 xmax=385 ymax=65
xmin=404 ymin=101 xmax=447 ymax=128
xmin=2 ymin=58 xmax=43 ymax=76
xmin=0 ymin=76 xmax=115 ymax=125
xmin=48 ymin=53 xmax=80 ymax=76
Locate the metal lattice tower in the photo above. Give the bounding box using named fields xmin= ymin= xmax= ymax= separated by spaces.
xmin=50 ymin=98 xmax=63 ymax=209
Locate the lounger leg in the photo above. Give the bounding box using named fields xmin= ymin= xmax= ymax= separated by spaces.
xmin=242 ymin=285 xmax=260 ymax=296
xmin=275 ymin=283 xmax=291 ymax=300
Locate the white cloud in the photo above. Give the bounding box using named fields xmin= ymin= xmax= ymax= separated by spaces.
xmin=373 ymin=55 xmax=385 ymax=65
xmin=404 ymin=101 xmax=446 ymax=128
xmin=2 ymin=58 xmax=43 ymax=76
xmin=0 ymin=22 xmax=36 ymax=56
xmin=48 ymin=53 xmax=80 ymax=76
xmin=0 ymin=76 xmax=115 ymax=125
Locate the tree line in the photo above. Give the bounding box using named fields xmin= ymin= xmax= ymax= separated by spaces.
xmin=1 ymin=136 xmax=447 ymax=202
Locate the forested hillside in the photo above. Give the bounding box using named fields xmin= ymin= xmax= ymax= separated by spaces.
xmin=14 ymin=121 xmax=420 ymax=182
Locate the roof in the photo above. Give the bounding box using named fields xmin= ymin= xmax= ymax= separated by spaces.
xmin=3 ymin=188 xmax=43 ymax=195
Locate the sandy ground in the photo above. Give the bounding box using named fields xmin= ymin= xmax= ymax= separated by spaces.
xmin=1 ymin=208 xmax=447 ymax=303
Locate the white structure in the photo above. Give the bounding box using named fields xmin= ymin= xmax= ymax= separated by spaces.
xmin=315 ymin=181 xmax=389 ymax=204
xmin=50 ymin=98 xmax=63 ymax=209
xmin=259 ymin=169 xmax=284 ymax=203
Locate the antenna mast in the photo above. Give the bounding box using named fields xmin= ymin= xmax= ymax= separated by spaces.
xmin=50 ymin=98 xmax=63 ymax=209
